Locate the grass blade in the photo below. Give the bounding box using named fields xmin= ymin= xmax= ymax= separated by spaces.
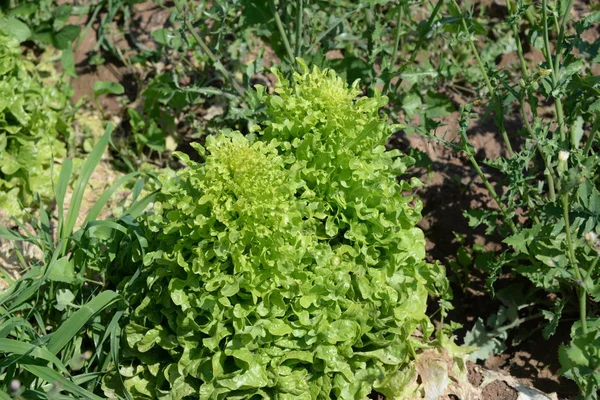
xmin=61 ymin=123 xmax=114 ymax=245
xmin=110 ymin=309 xmax=133 ymax=400
xmin=87 ymin=220 xmax=130 ymax=237
xmin=22 ymin=364 xmax=104 ymax=400
xmin=55 ymin=158 xmax=74 ymax=226
xmin=37 ymin=201 xmax=53 ymax=252
xmin=0 ymin=317 xmax=33 ymax=339
xmin=126 ymin=190 xmax=159 ymax=219
xmin=0 ymin=338 xmax=69 ymax=374
xmin=83 ymin=171 xmax=140 ymax=224
xmin=46 ymin=290 xmax=118 ymax=356
xmin=0 ymin=226 xmax=27 ymax=241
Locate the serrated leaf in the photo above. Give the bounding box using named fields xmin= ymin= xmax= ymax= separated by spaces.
xmin=47 ymin=256 xmax=75 ymax=283
xmin=402 ymin=92 xmax=422 ymax=117
xmin=464 ymin=318 xmax=507 ymax=361
xmin=55 ymin=288 xmax=75 ymax=311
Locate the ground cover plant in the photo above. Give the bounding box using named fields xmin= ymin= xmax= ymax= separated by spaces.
xmin=0 ymin=31 xmax=71 ymax=217
xmin=0 ymin=0 xmax=599 ymax=399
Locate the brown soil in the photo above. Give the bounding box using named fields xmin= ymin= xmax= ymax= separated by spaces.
xmin=63 ymin=0 xmax=171 ymax=114
xmin=481 ymin=380 xmax=519 ymax=400
xmin=392 ymin=114 xmax=580 ymax=399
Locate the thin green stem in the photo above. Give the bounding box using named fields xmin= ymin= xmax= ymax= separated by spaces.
xmin=75 ymin=0 xmax=104 ymax=51
xmin=391 ymin=0 xmax=444 ymax=94
xmin=295 ymin=0 xmax=304 ymax=58
xmin=173 ymin=0 xmax=245 ymax=97
xmin=555 ymin=98 xmax=567 ymax=145
xmin=541 ymin=0 xmax=568 ymax=144
xmin=554 ymin=0 xmax=573 ymax=80
xmin=450 ymin=0 xmax=514 ymax=156
xmin=472 ymin=157 xmax=517 ymax=234
xmin=541 ymin=0 xmax=555 ymax=74
xmin=490 ymin=312 xmax=544 ymax=336
xmin=408 ymin=0 xmax=444 ymax=67
xmin=583 ymin=113 xmax=600 ymax=155
xmin=552 ymin=0 xmax=574 ymax=147
xmin=269 ymin=0 xmax=295 ymax=63
xmin=383 ymin=5 xmax=403 ymax=96
xmin=590 ymin=255 xmax=600 ymax=278
xmin=551 ymin=11 xmax=561 ymax=78
xmin=562 ymin=193 xmax=588 ymax=334
xmin=506 ymin=0 xmax=528 ymax=77
xmin=510 ymin=0 xmax=558 ymax=199
xmin=459 ymin=128 xmax=518 ymax=235
xmin=390 ymin=6 xmax=403 ymax=68
xmin=519 ymin=94 xmax=557 ymax=201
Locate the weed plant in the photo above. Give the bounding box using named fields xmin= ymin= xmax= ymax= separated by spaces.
xmin=437 ymin=0 xmax=600 ymax=396
xmin=0 ymin=126 xmax=158 ymax=398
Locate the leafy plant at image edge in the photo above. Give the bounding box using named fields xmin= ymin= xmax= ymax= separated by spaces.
xmin=0 ymin=124 xmax=159 ymax=399
xmin=105 ymin=60 xmax=447 ymax=399
xmin=440 ymin=0 xmax=600 ymax=396
xmin=0 ymin=31 xmax=71 ymax=216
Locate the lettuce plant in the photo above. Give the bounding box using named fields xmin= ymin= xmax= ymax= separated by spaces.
xmin=0 ymin=32 xmax=69 ymax=216
xmin=118 ymin=61 xmax=445 ymax=399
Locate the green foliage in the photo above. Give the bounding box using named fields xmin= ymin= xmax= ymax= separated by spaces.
xmin=97 ymin=0 xmax=459 ymax=161
xmin=559 ymin=320 xmax=600 ymax=398
xmin=3 ymin=0 xmax=598 ymax=397
xmin=444 ymin=1 xmax=600 ymax=396
xmin=0 ymin=0 xmax=80 ymax=47
xmin=0 ymin=126 xmax=155 ymax=398
xmin=0 ymin=32 xmax=70 ymax=216
xmin=115 ymin=63 xmax=445 ymax=399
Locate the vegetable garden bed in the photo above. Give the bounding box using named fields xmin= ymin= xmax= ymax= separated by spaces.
xmin=1 ymin=0 xmax=599 ymax=399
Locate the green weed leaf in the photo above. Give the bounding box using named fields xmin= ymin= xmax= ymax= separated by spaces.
xmin=93 ymin=81 xmax=125 ymax=97
xmin=0 ymin=17 xmax=31 ymax=42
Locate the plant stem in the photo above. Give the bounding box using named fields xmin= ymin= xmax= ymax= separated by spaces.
xmin=519 ymin=95 xmax=557 ymax=201
xmin=583 ymin=112 xmax=600 ymax=155
xmin=509 ymin=0 xmax=559 ymax=202
xmin=541 ymin=0 xmax=568 ymax=145
xmin=450 ymin=0 xmax=514 ymax=156
xmin=502 ymin=1 xmax=541 ymax=154
xmin=562 ymin=193 xmax=588 ymax=334
xmin=554 ymin=0 xmax=574 ymax=80
xmin=269 ymin=0 xmax=295 ymax=63
xmin=489 ymin=312 xmax=544 ymax=336
xmin=458 ymin=127 xmax=518 ymax=235
xmin=589 ymin=255 xmax=600 ymax=278
xmin=173 ymin=0 xmax=245 ymax=97
xmin=295 ymin=0 xmax=303 ymax=58
xmin=506 ymin=0 xmax=528 ymax=77
xmin=383 ymin=5 xmax=403 ymax=95
xmin=391 ymin=0 xmax=444 ymax=94
xmin=541 ymin=0 xmax=555 ymax=74
xmin=541 ymin=2 xmax=586 ymax=335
